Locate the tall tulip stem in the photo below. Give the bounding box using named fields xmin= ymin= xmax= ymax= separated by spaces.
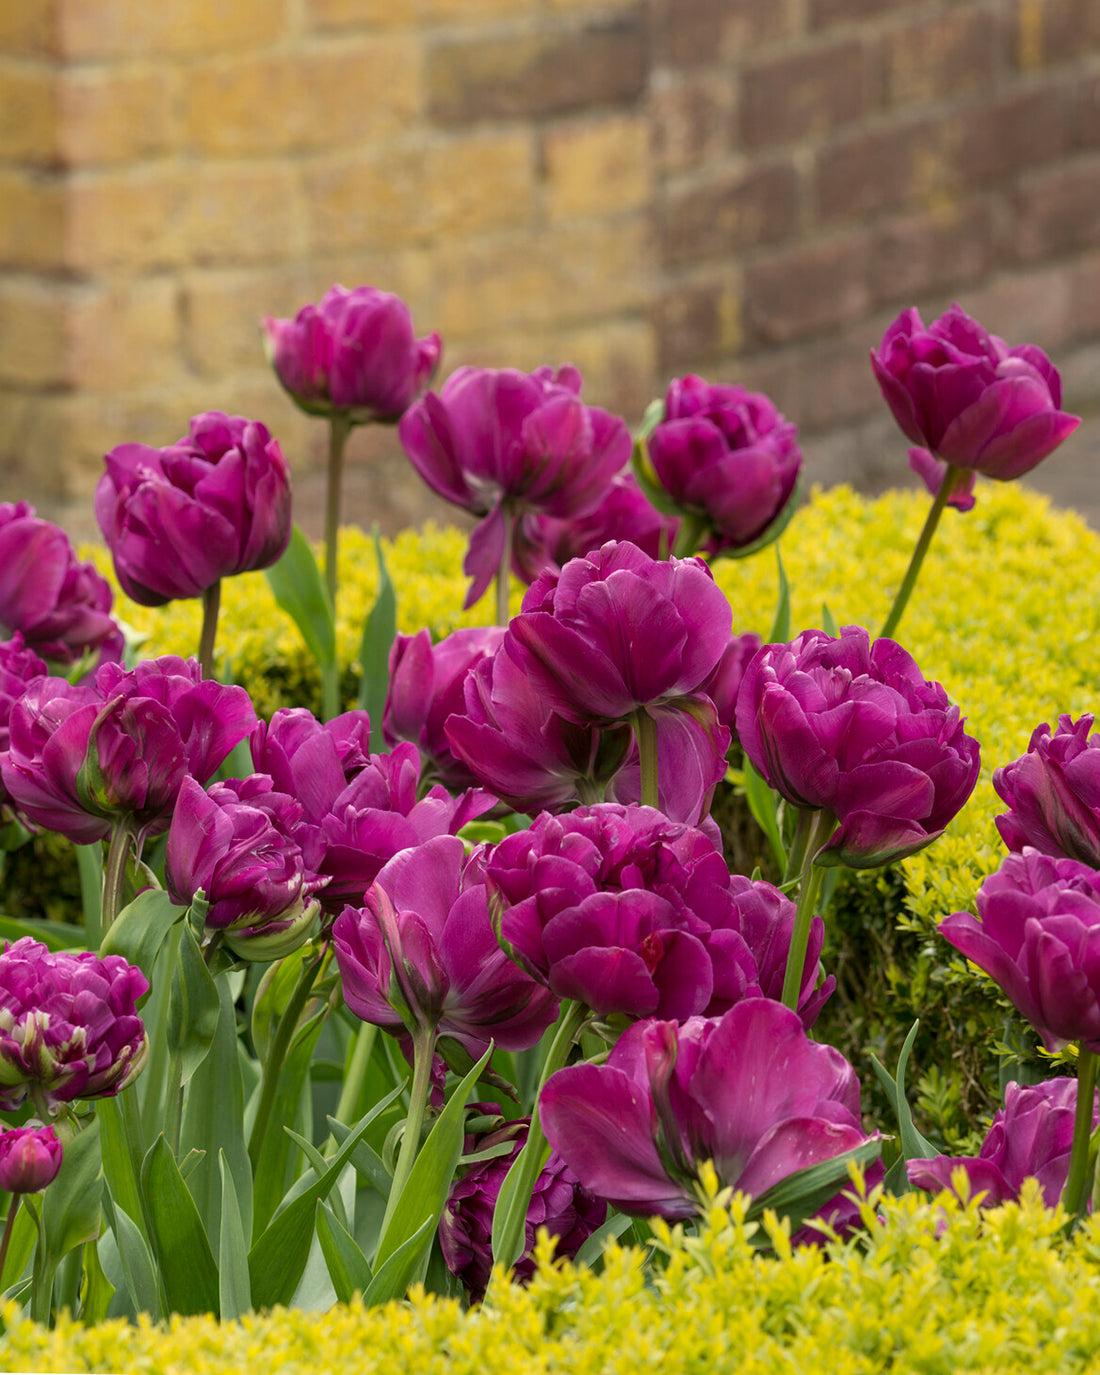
xmin=1063 ymin=1045 xmax=1099 ymax=1228
xmin=198 ymin=579 xmax=221 ymax=679
xmin=248 ymin=947 xmax=324 ymax=1170
xmin=880 ymin=463 xmax=962 ymax=640
xmin=101 ymin=820 xmax=137 ymax=934
xmin=671 ymin=512 xmax=711 ymax=561
xmin=634 ymin=709 xmax=660 ymax=809
xmin=378 ymin=1023 xmax=437 ymax=1242
xmin=0 ymin=1194 xmax=21 ymax=1285
xmin=324 ymin=412 xmax=353 ymax=617
xmin=780 ymin=809 xmax=835 ymax=1012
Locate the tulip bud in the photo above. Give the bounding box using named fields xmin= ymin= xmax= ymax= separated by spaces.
xmin=0 ymin=1125 xmax=62 ymax=1194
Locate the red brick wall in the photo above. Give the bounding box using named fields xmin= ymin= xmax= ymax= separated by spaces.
xmin=2 ymin=0 xmax=1098 ymax=537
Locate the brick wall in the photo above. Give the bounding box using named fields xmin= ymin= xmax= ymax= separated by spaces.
xmin=2 ymin=0 xmax=1098 ymax=540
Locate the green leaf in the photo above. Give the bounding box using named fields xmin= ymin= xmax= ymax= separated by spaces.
xmin=374 ymin=1045 xmax=492 ymax=1278
xmin=820 ymin=600 xmax=839 ymax=637
xmin=79 ymin=1236 xmax=115 ymax=1324
xmin=767 ymin=544 xmax=791 ymax=645
xmin=101 ymin=1191 xmax=162 ymax=1320
xmin=167 ymin=921 xmax=221 ymax=1087
xmin=96 ymin=1092 xmax=147 ymax=1250
xmin=99 ymin=889 xmax=184 ymax=986
xmin=745 ymin=1139 xmax=882 ymax=1234
xmin=742 ymin=758 xmax=785 ymax=873
xmin=362 ymin=1217 xmax=434 ymax=1307
xmin=634 ymin=395 xmax=666 ymax=444
xmin=0 ymin=1198 xmax=38 ymax=1293
xmin=42 ymin=1118 xmax=103 ymax=1263
xmin=358 ymin=530 xmax=397 ymax=752
xmin=870 ymin=1019 xmax=938 ymax=1195
xmin=630 ymin=436 xmax=682 ymax=517
xmin=326 ymin=1119 xmax=392 ymax=1198
xmin=217 ymin=1153 xmax=251 ymax=1321
xmin=573 ymin=1212 xmax=632 ymax=1269
xmin=315 ymin=1199 xmax=372 ymax=1304
xmin=265 ymin=523 xmax=336 ymax=668
xmin=0 ymin=916 xmax=87 ymax=952
xmin=140 ymin=1135 xmax=219 ymax=1318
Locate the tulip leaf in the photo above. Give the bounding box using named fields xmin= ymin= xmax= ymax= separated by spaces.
xmin=745 ymin=1137 xmax=882 ymax=1234
xmin=821 ymin=600 xmax=839 ymax=638
xmin=358 ymin=530 xmax=397 ymax=752
xmin=374 ymin=1045 xmax=492 ymax=1279
xmin=869 ymin=1019 xmax=938 ymax=1193
xmin=96 ymin=1093 xmax=148 ymax=1251
xmin=265 ymin=523 xmax=336 ymax=667
xmin=217 ymin=1152 xmax=251 ymax=1321
xmin=742 ymin=759 xmax=786 ymax=873
xmin=42 ymin=1117 xmax=103 ymax=1264
xmin=99 ymin=889 xmax=185 ymax=984
xmin=167 ymin=920 xmax=221 ymax=1087
xmin=0 ymin=915 xmax=88 ymax=952
xmin=362 ymin=1216 xmax=434 ymax=1307
xmin=79 ymin=1236 xmax=115 ymax=1325
xmin=635 ymin=396 xmax=667 ymax=443
xmin=767 ymin=544 xmax=791 ymax=645
xmin=326 ymin=1118 xmax=393 ymax=1198
xmin=140 ymin=1135 xmax=219 ymax=1317
xmin=573 ymin=1211 xmax=631 ymax=1270
xmin=316 ymin=1199 xmax=373 ymax=1304
xmin=630 ymin=436 xmax=683 ymax=517
xmin=0 ymin=1197 xmax=39 ymax=1293
xmin=101 ymin=1190 xmax=163 ymax=1320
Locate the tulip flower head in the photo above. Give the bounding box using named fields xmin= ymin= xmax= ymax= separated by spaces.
xmin=0 ymin=1125 xmax=63 ymax=1195
xmin=994 ymin=714 xmax=1100 ymax=867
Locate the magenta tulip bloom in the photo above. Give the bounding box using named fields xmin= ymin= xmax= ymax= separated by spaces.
xmin=698 ymin=631 xmax=762 ymax=746
xmin=383 ymin=626 xmax=505 ymax=790
xmin=399 ymin=365 xmax=631 ymax=607
xmin=333 ymin=836 xmax=558 ymax=1054
xmin=0 ymin=504 xmax=122 ymax=668
xmin=508 ymin=540 xmax=733 ymax=727
xmin=907 ymin=1078 xmax=1095 ymax=1208
xmin=264 ymin=285 xmax=441 ymax=423
xmin=541 ymin=999 xmax=878 ymax=1223
xmin=994 ymin=715 xmax=1100 ymax=866
xmin=166 ymin=775 xmax=327 ymax=960
xmin=439 ymin=1112 xmax=605 ymax=1303
xmin=871 ymin=304 xmax=1080 ymax=485
xmin=646 ymin=376 xmax=802 ymax=554
xmin=250 ymin=707 xmax=373 ymax=813
xmin=724 ymin=875 xmax=834 ymax=1027
xmin=735 ymin=626 xmax=980 ymax=868
xmin=0 ymin=1125 xmax=63 ymax=1194
xmin=96 ymin=412 xmax=292 ymax=607
xmin=1 ymin=656 xmax=257 ymax=845
xmin=939 ymin=849 xmax=1100 ymax=1053
xmin=0 ymin=937 xmax=148 ymax=1114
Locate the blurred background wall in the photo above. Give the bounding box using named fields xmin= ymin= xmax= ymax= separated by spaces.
xmin=2 ymin=0 xmax=1098 ymax=539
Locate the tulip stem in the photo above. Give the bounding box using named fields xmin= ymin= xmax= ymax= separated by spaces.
xmin=247 ymin=949 xmax=323 ymax=1170
xmin=634 ymin=709 xmax=660 ymax=809
xmin=101 ymin=820 xmax=137 ymax=933
xmin=324 ymin=413 xmax=353 ymax=619
xmin=377 ymin=1024 xmax=437 ymax=1244
xmin=1063 ymin=1045 xmax=1099 ymax=1228
xmin=197 ymin=580 xmax=221 ymax=678
xmin=880 ymin=463 xmax=962 ymax=641
xmin=496 ymin=510 xmax=515 ymax=628
xmin=780 ymin=809 xmax=835 ymax=1013
xmin=671 ymin=512 xmax=710 ymax=560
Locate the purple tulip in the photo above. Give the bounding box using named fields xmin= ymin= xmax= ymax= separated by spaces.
xmin=907 ymin=1078 xmax=1095 ymax=1208
xmin=0 ymin=503 xmax=123 ymax=668
xmin=698 ymin=631 xmax=762 ymax=746
xmin=0 ymin=937 xmax=148 ymax=1114
xmin=0 ymin=636 xmax=46 ymax=810
xmin=735 ymin=626 xmax=980 ymax=868
xmin=724 ymin=875 xmax=834 ymax=1027
xmin=399 ymin=366 xmax=631 ymax=607
xmin=439 ymin=1111 xmax=605 ymax=1303
xmin=166 ymin=775 xmax=327 ymax=961
xmin=871 ymin=304 xmax=1080 ymax=485
xmin=541 ymin=999 xmax=878 ymax=1224
xmin=333 ymin=836 xmax=559 ymax=1054
xmin=383 ymin=626 xmax=505 ymax=790
xmin=96 ymin=412 xmax=293 ymax=607
xmin=646 ymin=376 xmax=803 ymax=554
xmin=507 ymin=540 xmax=733 ymax=727
xmin=1 ymin=656 xmax=257 ymax=846
xmin=939 ymin=848 xmax=1100 ymax=1053
xmin=994 ymin=714 xmax=1100 ymax=866
xmin=906 ymin=448 xmax=977 ymax=511
xmin=0 ymin=1125 xmax=63 ymax=1194
xmin=485 ymin=804 xmax=760 ymax=1021
xmin=264 ymin=285 xmax=441 ymax=423
xmin=251 ymin=707 xmax=374 ymax=814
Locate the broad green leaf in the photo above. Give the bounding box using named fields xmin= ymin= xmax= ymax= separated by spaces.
xmin=326 ymin=1119 xmax=392 ymax=1198
xmin=870 ymin=1020 xmax=938 ymax=1194
xmin=167 ymin=921 xmax=220 ymax=1087
xmin=491 ymin=1127 xmax=550 ymax=1272
xmin=217 ymin=1153 xmax=251 ymax=1321
xmin=742 ymin=759 xmax=785 ymax=873
xmin=102 ymin=1191 xmax=162 ymax=1320
xmin=362 ymin=1217 xmax=434 ymax=1307
xmin=42 ymin=1118 xmax=103 ymax=1263
xmin=0 ymin=916 xmax=87 ymax=951
xmin=99 ymin=889 xmax=184 ymax=985
xmin=265 ymin=524 xmax=336 ymax=667
xmin=745 ymin=1138 xmax=882 ymax=1234
xmin=316 ymin=1199 xmax=372 ymax=1304
xmin=573 ymin=1212 xmax=632 ymax=1270
xmin=250 ymin=944 xmax=315 ymax=1066
xmin=79 ymin=1237 xmax=115 ymax=1324
xmin=0 ymin=1199 xmax=38 ymax=1292
xmin=821 ymin=600 xmax=839 ymax=637
xmin=140 ymin=1135 xmax=219 ymax=1317
xmin=767 ymin=544 xmax=791 ymax=645
xmin=96 ymin=1092 xmax=147 ymax=1249
xmin=358 ymin=530 xmax=397 ymax=752
xmin=75 ymin=840 xmax=103 ymax=946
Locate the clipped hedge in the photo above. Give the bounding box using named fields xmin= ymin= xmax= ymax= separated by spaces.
xmin=4 ymin=1179 xmax=1100 ymax=1372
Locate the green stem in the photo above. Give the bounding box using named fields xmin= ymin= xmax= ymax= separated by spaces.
xmin=75 ymin=842 xmax=103 ymax=950
xmin=324 ymin=413 xmax=353 ymax=618
xmin=492 ymin=999 xmax=588 ymax=1269
xmin=247 ymin=950 xmax=323 ymax=1169
xmin=495 ymin=510 xmax=515 ymax=628
xmin=780 ymin=809 xmax=836 ymax=1012
xmin=100 ymin=821 xmax=136 ymax=934
xmin=321 ymin=660 xmax=341 ymax=723
xmin=782 ymin=807 xmax=815 ymax=887
xmin=198 ymin=579 xmax=221 ymax=678
xmin=634 ymin=709 xmax=659 ymax=810
xmin=880 ymin=463 xmax=962 ymax=640
xmin=25 ymin=1196 xmax=50 ymax=1326
xmin=0 ymin=1194 xmax=20 ymax=1285
xmin=1063 ymin=1046 xmax=1099 ymax=1227
xmin=378 ymin=1024 xmax=437 ymax=1242
xmin=671 ymin=512 xmax=711 ymax=560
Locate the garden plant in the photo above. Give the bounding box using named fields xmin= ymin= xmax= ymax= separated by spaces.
xmin=0 ymin=291 xmax=1097 ymax=1372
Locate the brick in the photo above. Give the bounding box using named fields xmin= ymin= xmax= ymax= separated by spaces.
xmin=427 ymin=13 xmax=646 ymax=124
xmin=65 ymin=168 xmax=191 ymax=272
xmin=1066 ymin=250 xmax=1100 ymax=340
xmin=883 ymin=5 xmax=1001 ymax=107
xmin=1069 ymin=71 xmax=1100 ymax=152
xmin=961 ymin=263 xmax=1073 ymax=353
xmin=651 ymin=0 xmax=801 ymax=68
xmin=57 ymin=68 xmax=177 ymax=167
xmin=943 ymin=83 xmax=1072 ymax=189
xmin=740 ymin=41 xmax=865 ymax=151
xmin=68 ymin=281 xmax=182 ymax=391
xmin=661 ymin=161 xmax=800 ymax=270
xmin=0 ymin=66 xmax=57 ymax=163
xmin=743 ymin=234 xmax=870 ymax=346
xmin=542 ymin=115 xmax=651 ymax=221
xmin=0 ymin=1 xmax=55 ymax=56
xmin=0 ymin=168 xmax=63 ymax=269
xmin=653 ymin=275 xmax=743 ymax=374
xmin=796 ymin=323 xmax=889 ymax=431
xmin=305 ymin=132 xmax=535 ymax=252
xmin=308 ymin=0 xmax=533 ymax=29
xmin=54 ymin=0 xmax=291 ymax=59
xmin=185 ymin=165 xmax=308 ymax=267
xmin=808 ymin=0 xmax=913 ymax=29
xmin=0 ymin=281 xmax=67 ymax=387
xmin=1008 ymin=157 xmax=1100 ymax=263
xmin=1014 ymin=0 xmax=1100 ymax=70
xmin=814 ymin=116 xmax=946 ymax=224
xmin=180 ymin=267 xmax=317 ymax=378
xmin=649 ymin=70 xmax=735 ymax=175
xmin=869 ymin=196 xmax=997 ymax=307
